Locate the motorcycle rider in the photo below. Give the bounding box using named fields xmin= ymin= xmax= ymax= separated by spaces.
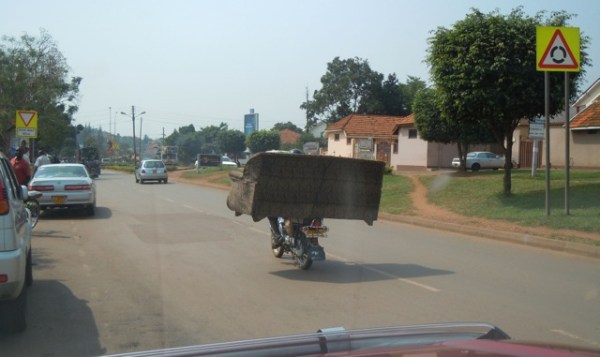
xmin=10 ymin=148 xmax=32 ymax=186
xmin=269 ymin=217 xmax=284 ymax=248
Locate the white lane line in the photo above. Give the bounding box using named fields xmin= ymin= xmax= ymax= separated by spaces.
xmin=551 ymin=329 xmax=599 ymax=347
xmin=182 ymin=204 xmax=205 ymax=213
xmin=328 ymin=253 xmax=441 ymax=293
xmin=233 ymin=226 xmax=441 ymax=293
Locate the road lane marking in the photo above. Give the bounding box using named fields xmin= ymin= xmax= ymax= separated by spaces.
xmin=551 ymin=329 xmax=599 ymax=347
xmin=182 ymin=204 xmax=205 ymax=213
xmin=327 ymin=253 xmax=440 ymax=293
xmin=235 ymin=227 xmax=441 ymax=293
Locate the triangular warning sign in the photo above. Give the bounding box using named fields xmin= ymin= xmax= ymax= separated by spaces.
xmin=18 ymin=112 xmax=35 ymax=127
xmin=538 ymin=29 xmax=578 ymax=69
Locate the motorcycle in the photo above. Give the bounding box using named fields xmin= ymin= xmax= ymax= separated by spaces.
xmin=270 ymin=217 xmax=328 ymax=270
xmin=25 ymin=190 xmax=42 ymax=229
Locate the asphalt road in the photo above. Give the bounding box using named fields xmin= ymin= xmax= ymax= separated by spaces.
xmin=0 ymin=169 xmax=598 ymax=356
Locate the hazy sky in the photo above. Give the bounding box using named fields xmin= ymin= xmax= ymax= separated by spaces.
xmin=2 ymin=0 xmax=599 ymax=139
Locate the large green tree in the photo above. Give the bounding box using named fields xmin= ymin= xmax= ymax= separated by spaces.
xmin=0 ymin=29 xmax=81 ymax=153
xmin=217 ymin=129 xmax=246 ymax=159
xmin=246 ymin=130 xmax=280 ymax=153
xmin=301 ymin=57 xmax=384 ymax=125
xmin=413 ymin=87 xmax=496 ymax=171
xmin=426 ymin=8 xmax=589 ymax=194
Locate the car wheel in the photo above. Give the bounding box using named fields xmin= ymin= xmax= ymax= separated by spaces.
xmin=140 ymin=179 xmax=144 ymax=184
xmin=163 ymin=178 xmax=168 ymax=184
xmin=0 ymin=285 xmax=27 ymax=333
xmin=87 ymin=202 xmax=96 ymax=216
xmin=471 ymin=163 xmax=481 ymax=172
xmin=135 ymin=175 xmax=139 ymax=183
xmin=25 ymin=249 xmax=33 ymax=287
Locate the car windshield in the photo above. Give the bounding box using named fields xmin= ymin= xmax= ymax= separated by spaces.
xmin=34 ymin=165 xmax=88 ymax=178
xmin=143 ymin=161 xmax=165 ymax=168
xmin=2 ymin=2 xmax=599 ymax=357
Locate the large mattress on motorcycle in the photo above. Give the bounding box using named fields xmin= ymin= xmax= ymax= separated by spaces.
xmin=226 ymin=153 xmax=385 ymax=225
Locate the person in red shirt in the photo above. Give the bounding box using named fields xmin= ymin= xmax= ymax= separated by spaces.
xmin=10 ymin=148 xmax=32 ymax=186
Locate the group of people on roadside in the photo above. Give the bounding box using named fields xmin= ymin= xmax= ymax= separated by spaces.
xmin=9 ymin=140 xmax=54 ymax=187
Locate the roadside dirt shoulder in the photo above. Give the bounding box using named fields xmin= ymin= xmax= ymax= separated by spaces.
xmin=169 ymin=169 xmax=600 ymax=248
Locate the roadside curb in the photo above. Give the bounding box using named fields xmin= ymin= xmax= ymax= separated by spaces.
xmin=379 ymin=213 xmax=600 ymax=259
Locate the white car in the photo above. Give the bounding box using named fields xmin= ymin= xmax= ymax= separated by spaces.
xmin=221 ymin=156 xmax=239 ymax=167
xmin=0 ymin=151 xmax=33 ymax=333
xmin=451 ymin=151 xmax=509 ymax=171
xmin=29 ymin=163 xmax=97 ymax=215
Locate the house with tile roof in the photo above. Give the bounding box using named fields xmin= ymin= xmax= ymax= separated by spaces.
xmin=391 ymin=114 xmax=463 ymax=169
xmin=512 ymin=78 xmax=600 ymax=169
xmin=323 ymin=114 xmax=407 ymax=166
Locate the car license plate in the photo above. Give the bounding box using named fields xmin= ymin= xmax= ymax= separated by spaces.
xmin=52 ymin=195 xmax=66 ymax=204
xmin=152 ymin=169 xmax=157 ymax=173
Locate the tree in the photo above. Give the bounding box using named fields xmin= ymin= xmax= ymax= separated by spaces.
xmin=246 ymin=130 xmax=280 ymax=153
xmin=426 ymin=8 xmax=589 ymax=194
xmin=300 ymin=57 xmax=384 ymax=125
xmin=413 ymin=87 xmax=495 ymax=170
xmin=399 ymin=76 xmax=427 ymax=114
xmin=272 ymin=121 xmax=303 ymax=133
xmin=217 ymin=129 xmax=246 ymax=159
xmin=0 ymin=29 xmax=81 ymax=153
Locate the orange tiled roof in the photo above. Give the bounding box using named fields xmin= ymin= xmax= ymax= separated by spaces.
xmin=571 ymin=100 xmax=600 ymax=129
xmin=325 ymin=114 xmax=411 ymax=137
xmin=279 ymin=128 xmax=301 ymax=144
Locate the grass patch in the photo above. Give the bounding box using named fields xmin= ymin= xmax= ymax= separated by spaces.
xmin=422 ymin=169 xmax=600 ymax=234
xmin=379 ymin=174 xmax=414 ymax=215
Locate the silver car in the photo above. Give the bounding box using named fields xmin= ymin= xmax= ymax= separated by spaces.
xmin=29 ymin=163 xmax=97 ymax=216
xmin=135 ymin=159 xmax=168 ymax=184
xmin=451 ymin=151 xmax=507 ymax=171
xmin=0 ymin=151 xmax=32 ymax=333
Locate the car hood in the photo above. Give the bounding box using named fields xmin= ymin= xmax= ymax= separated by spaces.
xmin=100 ymin=323 xmax=600 ymax=357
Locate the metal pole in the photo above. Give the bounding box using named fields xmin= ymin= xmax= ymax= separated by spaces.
xmin=132 ymin=105 xmax=137 ymax=165
xmin=565 ymin=72 xmax=570 ymax=215
xmin=545 ymin=72 xmax=551 ymax=216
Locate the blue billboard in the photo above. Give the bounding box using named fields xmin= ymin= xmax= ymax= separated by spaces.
xmin=244 ymin=112 xmax=259 ymax=136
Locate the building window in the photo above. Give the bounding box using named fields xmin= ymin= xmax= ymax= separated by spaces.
xmin=393 ymin=140 xmax=398 ymax=154
xmin=408 ymin=129 xmax=418 ymax=139
xmin=588 ymin=129 xmax=598 ymax=135
xmin=334 ymin=134 xmax=340 ymax=141
xmin=346 ymin=138 xmax=351 ymax=145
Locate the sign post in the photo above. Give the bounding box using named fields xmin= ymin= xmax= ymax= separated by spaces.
xmin=15 ymin=110 xmax=38 ymax=138
xmin=536 ymin=26 xmax=580 ymax=216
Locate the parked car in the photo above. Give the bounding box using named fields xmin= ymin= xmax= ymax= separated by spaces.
xmin=452 ymin=151 xmax=515 ymax=171
xmin=135 ymin=159 xmax=168 ymax=184
xmin=221 ymin=156 xmax=239 ymax=167
xmin=29 ymin=163 xmax=97 ymax=216
xmin=0 ymin=151 xmax=33 ymax=333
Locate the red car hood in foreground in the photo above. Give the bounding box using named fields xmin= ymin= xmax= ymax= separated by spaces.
xmin=104 ymin=322 xmax=600 ymax=357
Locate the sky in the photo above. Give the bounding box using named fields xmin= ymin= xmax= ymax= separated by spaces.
xmin=1 ymin=0 xmax=599 ymax=140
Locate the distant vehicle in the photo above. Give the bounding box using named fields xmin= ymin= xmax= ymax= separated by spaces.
xmin=29 ymin=163 xmax=97 ymax=216
xmin=451 ymin=151 xmax=515 ymax=171
xmin=221 ymin=156 xmax=239 ymax=167
xmin=160 ymin=146 xmax=178 ymax=165
xmin=135 ymin=159 xmax=168 ymax=184
xmin=79 ymin=146 xmax=101 ymax=178
xmin=0 ymin=150 xmax=33 ymax=333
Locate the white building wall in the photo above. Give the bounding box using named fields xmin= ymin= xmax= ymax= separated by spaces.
xmin=392 ymin=127 xmax=428 ymax=167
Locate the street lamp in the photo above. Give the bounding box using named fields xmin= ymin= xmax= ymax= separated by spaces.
xmin=121 ymin=106 xmax=146 ymax=165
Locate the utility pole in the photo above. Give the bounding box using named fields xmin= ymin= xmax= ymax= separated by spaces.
xmin=121 ymin=106 xmax=145 ymax=165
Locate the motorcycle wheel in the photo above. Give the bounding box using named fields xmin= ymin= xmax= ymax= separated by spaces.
xmin=295 ymin=254 xmax=313 ymax=270
xmin=272 ymin=246 xmax=284 ymax=258
xmin=294 ymin=234 xmax=313 ymax=270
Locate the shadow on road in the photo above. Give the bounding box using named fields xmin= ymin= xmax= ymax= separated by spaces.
xmin=270 ymin=259 xmax=453 ymax=283
xmin=0 ymin=280 xmax=105 ymax=357
xmin=38 ymin=206 xmax=112 ymax=222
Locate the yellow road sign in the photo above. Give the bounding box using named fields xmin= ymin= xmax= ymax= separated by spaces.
xmin=15 ymin=110 xmax=38 ymax=138
xmin=536 ymin=27 xmax=580 ymax=72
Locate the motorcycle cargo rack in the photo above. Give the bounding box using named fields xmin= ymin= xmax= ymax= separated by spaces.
xmin=226 ymin=153 xmax=385 ymax=225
